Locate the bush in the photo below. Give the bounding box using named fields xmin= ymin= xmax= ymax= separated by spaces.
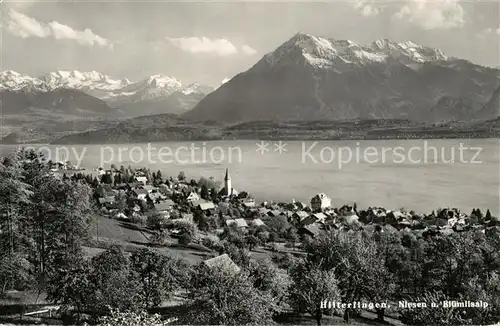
xmin=185 ymin=266 xmax=274 ymax=325
xmin=245 ymin=235 xmax=260 ymax=250
xmin=201 ymin=237 xmax=219 ymax=250
xmin=178 ymin=233 xmax=193 ymax=246
xmin=130 ymin=214 xmax=146 ymax=226
xmin=271 ymin=252 xmax=297 ymax=270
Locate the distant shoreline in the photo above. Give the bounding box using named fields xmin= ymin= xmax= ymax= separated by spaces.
xmin=2 ymin=116 xmax=498 ymax=145
xmin=52 ymin=134 xmax=500 ymax=145
xmin=1 ymin=134 xmax=498 ymax=146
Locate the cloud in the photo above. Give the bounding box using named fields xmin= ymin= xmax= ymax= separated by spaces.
xmin=166 ymin=36 xmax=238 ymax=56
xmin=166 ymin=36 xmax=256 ymax=56
xmin=352 ymin=1 xmax=381 ymax=17
xmin=393 ymin=0 xmax=465 ymax=30
xmin=7 ymin=9 xmax=50 ymax=38
xmin=48 ymin=21 xmax=111 ymax=47
xmin=477 ymin=27 xmax=500 ymax=39
xmin=241 ymin=44 xmax=257 ymax=55
xmin=6 ymin=9 xmax=113 ymax=48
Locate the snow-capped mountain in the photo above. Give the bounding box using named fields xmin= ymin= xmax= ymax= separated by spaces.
xmin=40 ymin=70 xmax=130 ymax=91
xmin=0 ymin=70 xmax=212 ymax=103
xmin=258 ymin=33 xmax=448 ymax=72
xmin=107 ymin=74 xmax=183 ymax=105
xmin=184 ymin=32 xmax=500 ymax=122
xmin=0 ymin=70 xmax=44 ymax=91
xmin=0 ymin=70 xmax=214 ymax=117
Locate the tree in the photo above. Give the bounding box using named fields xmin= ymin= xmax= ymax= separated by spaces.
xmin=247 ymin=259 xmax=291 ymax=313
xmin=286 ymin=227 xmax=299 ymax=249
xmin=185 ymin=265 xmax=274 ymax=325
xmin=0 ymin=150 xmax=34 ymax=293
xmin=200 ymin=185 xmax=209 ymax=200
xmin=147 ymin=212 xmax=167 ymax=231
xmin=114 ymin=173 xmax=122 ymax=186
xmin=115 ymin=192 xmax=128 ymax=214
xmin=129 ymin=248 xmax=183 ymax=308
xmin=485 ymin=209 xmax=492 ymax=220
xmin=178 ymin=232 xmax=192 ymax=246
xmin=289 ymin=260 xmax=341 ymax=325
xmin=210 ymin=187 xmax=218 ymax=202
xmin=86 ymin=247 xmax=139 ymax=316
xmin=262 ymin=215 xmax=289 ymax=239
xmin=217 ymin=241 xmax=251 ymax=268
xmin=173 ymin=220 xmax=197 ymax=246
xmin=101 ymin=173 xmax=113 ymax=185
xmin=47 ymin=246 xmax=139 ymax=321
xmin=304 ymin=231 xmax=394 ymax=322
xmin=41 ymin=180 xmax=93 ymax=277
xmin=198 ymin=176 xmax=221 ymax=191
xmin=45 ymin=261 xmax=93 ymax=322
xmin=245 ymin=234 xmax=260 ymax=250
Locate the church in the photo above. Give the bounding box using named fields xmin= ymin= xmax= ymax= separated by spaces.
xmin=218 ymin=168 xmax=238 ymax=198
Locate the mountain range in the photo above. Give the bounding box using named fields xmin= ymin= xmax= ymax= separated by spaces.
xmin=1 ymin=32 xmax=500 ymax=144
xmin=183 ymin=33 xmax=500 ymax=123
xmin=0 ymin=70 xmax=214 ymax=118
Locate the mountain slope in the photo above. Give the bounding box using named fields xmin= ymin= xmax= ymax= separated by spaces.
xmin=477 ymin=86 xmax=500 ymax=119
xmin=0 ymin=88 xmax=115 ymax=116
xmin=116 ymin=90 xmax=208 ymax=117
xmin=183 ymin=33 xmax=500 ymax=123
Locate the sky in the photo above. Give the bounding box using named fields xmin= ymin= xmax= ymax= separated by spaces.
xmin=1 ymin=0 xmax=499 ymax=86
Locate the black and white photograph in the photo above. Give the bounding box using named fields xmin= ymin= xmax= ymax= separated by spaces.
xmin=0 ymin=0 xmax=499 ymax=325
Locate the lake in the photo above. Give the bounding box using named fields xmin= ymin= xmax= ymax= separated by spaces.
xmin=1 ymin=139 xmax=499 ymax=215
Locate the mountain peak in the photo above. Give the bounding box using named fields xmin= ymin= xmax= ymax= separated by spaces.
xmin=260 ymin=33 xmax=449 ymax=71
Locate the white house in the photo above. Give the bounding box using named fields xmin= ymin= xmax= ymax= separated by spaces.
xmin=226 ymin=218 xmax=248 ymax=228
xmin=186 ymin=192 xmax=200 ymax=203
xmin=242 ymin=197 xmax=256 ymax=208
xmin=310 ymin=193 xmax=331 ymax=211
xmin=135 ymin=176 xmax=148 ymax=184
xmin=133 ymin=189 xmax=148 ymax=201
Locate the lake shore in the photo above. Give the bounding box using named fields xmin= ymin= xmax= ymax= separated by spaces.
xmin=1 ymin=138 xmax=498 ymax=216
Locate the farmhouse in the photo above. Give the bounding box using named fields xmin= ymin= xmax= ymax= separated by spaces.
xmin=203 ymin=254 xmax=240 ymax=274
xmin=226 ymin=218 xmax=248 ymax=229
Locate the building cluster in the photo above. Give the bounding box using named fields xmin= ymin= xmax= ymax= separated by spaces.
xmin=92 ymin=166 xmax=499 ymax=243
xmin=48 ymin=160 xmax=84 ymax=172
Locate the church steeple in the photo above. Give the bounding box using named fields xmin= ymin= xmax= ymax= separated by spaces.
xmin=224 ymin=168 xmax=232 ymax=197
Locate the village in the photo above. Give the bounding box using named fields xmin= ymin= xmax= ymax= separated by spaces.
xmin=62 ymin=164 xmax=500 ymax=257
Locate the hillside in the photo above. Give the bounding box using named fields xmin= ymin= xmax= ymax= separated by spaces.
xmin=51 ymin=114 xmax=224 ymax=144
xmin=50 ymin=116 xmax=500 ymax=145
xmin=477 ymin=85 xmax=500 ymax=119
xmin=0 ymin=88 xmax=117 ymax=117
